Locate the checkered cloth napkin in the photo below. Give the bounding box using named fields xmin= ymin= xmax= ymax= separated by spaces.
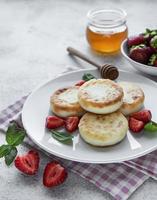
xmin=1 ymin=68 xmax=157 ymax=200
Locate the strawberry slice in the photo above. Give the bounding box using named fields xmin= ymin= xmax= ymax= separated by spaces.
xmin=14 ymin=150 xmax=39 ymax=175
xmin=75 ymin=80 xmax=86 ymax=86
xmin=129 ymin=117 xmax=144 ymax=133
xmin=130 ymin=109 xmax=152 ymax=124
xmin=65 ymin=116 xmax=79 ymax=132
xmin=43 ymin=161 xmax=67 ymax=187
xmin=46 ymin=116 xmax=65 ymax=129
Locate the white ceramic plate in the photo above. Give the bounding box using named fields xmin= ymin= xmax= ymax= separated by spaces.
xmin=22 ymin=69 xmax=157 ymax=163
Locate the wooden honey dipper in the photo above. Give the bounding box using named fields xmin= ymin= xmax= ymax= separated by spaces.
xmin=67 ymin=47 xmax=119 ymax=80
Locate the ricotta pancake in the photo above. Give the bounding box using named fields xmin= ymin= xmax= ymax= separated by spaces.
xmin=79 ymin=111 xmax=128 ymax=146
xmin=118 ymin=82 xmax=145 ymax=116
xmin=50 ymin=86 xmax=85 ymax=117
xmin=78 ymin=79 xmax=123 ymax=114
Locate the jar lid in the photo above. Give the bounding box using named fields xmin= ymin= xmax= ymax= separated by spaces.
xmin=87 ymin=8 xmax=127 ymax=28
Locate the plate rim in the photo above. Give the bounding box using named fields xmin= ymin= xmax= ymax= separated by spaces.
xmin=22 ymin=68 xmax=157 ymax=163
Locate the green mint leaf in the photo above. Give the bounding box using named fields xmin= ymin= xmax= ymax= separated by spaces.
xmin=6 ymin=123 xmax=26 ymax=146
xmin=82 ymin=73 xmax=96 ymax=81
xmin=52 ymin=134 xmax=72 ymax=143
xmin=52 ymin=130 xmax=73 ymax=138
xmin=51 ymin=130 xmax=73 ymax=143
xmin=5 ymin=147 xmax=17 ymax=166
xmin=0 ymin=145 xmax=12 ymax=158
xmin=10 ymin=130 xmax=25 ymax=146
xmin=144 ymin=121 xmax=157 ymax=132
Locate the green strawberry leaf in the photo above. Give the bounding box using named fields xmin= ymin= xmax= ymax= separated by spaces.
xmin=151 ymin=36 xmax=157 ymax=48
xmin=144 ymin=29 xmax=157 ymax=37
xmin=6 ymin=123 xmax=26 ymax=146
xmin=148 ymin=54 xmax=157 ymax=65
xmin=5 ymin=147 xmax=17 ymax=166
xmin=150 ymin=31 xmax=157 ymax=37
xmin=0 ymin=145 xmax=12 ymax=158
xmin=146 ymin=28 xmax=151 ymax=33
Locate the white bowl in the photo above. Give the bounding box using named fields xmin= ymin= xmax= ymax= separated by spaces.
xmin=121 ymin=39 xmax=157 ymax=76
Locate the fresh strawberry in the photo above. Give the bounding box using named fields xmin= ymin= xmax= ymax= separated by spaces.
xmin=145 ymin=46 xmax=155 ymax=56
xmin=128 ymin=35 xmax=145 ymax=47
xmin=14 ymin=150 xmax=39 ymax=175
xmin=129 ymin=117 xmax=145 ymax=133
xmin=129 ymin=45 xmax=149 ymax=64
xmin=65 ymin=116 xmax=79 ymax=132
xmin=46 ymin=116 xmax=65 ymax=129
xmin=43 ymin=161 xmax=67 ymax=187
xmin=130 ymin=109 xmax=152 ymax=123
xmin=75 ymin=80 xmax=86 ymax=86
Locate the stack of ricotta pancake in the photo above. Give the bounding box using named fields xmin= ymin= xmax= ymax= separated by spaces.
xmin=50 ymin=79 xmax=144 ymax=147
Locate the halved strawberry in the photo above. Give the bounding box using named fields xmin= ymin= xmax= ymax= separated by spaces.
xmin=14 ymin=150 xmax=39 ymax=175
xmin=75 ymin=80 xmax=86 ymax=86
xmin=130 ymin=109 xmax=152 ymax=124
xmin=65 ymin=116 xmax=79 ymax=132
xmin=43 ymin=161 xmax=67 ymax=187
xmin=46 ymin=116 xmax=65 ymax=129
xmin=129 ymin=117 xmax=144 ymax=133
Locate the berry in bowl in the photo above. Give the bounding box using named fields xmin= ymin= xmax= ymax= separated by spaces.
xmin=121 ymin=29 xmax=157 ymax=76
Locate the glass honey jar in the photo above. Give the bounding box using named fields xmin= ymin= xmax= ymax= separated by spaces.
xmin=86 ymin=8 xmax=128 ymax=53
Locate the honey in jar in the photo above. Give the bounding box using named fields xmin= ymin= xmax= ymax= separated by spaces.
xmin=86 ymin=8 xmax=128 ymax=53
